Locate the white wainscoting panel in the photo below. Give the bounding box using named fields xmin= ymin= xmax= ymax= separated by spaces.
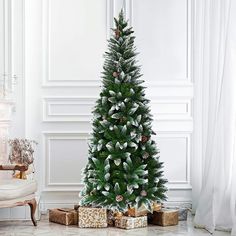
xmin=150 ymin=98 xmax=192 ymax=121
xmin=43 ymin=97 xmax=96 ymax=122
xmin=156 ymin=132 xmax=191 ymax=190
xmin=43 ymin=96 xmax=192 ymax=122
xmin=42 ymin=0 xmax=107 ymax=87
xmin=43 ymin=132 xmax=90 ymax=191
xmin=132 ymin=0 xmax=191 ymax=83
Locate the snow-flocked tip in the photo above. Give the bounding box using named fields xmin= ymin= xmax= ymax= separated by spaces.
xmin=119 ymin=9 xmax=125 ymax=19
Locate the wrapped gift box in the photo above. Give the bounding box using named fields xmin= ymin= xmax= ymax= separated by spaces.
xmin=125 ymin=202 xmax=161 ymax=217
xmin=115 ymin=216 xmax=147 ymax=230
xmin=78 ymin=207 xmax=107 ymax=228
xmin=178 ymin=208 xmax=188 ymax=221
xmin=164 ymin=206 xmax=189 ymax=221
xmin=49 ymin=208 xmax=78 ymax=225
xmin=148 ymin=209 xmax=178 ymax=226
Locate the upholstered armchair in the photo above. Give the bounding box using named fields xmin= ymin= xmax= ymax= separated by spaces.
xmin=0 ymin=164 xmax=37 ymax=226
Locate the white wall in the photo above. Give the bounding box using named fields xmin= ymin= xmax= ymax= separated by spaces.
xmin=0 ymin=0 xmax=194 ymax=218
xmin=0 ymin=0 xmax=28 ymax=219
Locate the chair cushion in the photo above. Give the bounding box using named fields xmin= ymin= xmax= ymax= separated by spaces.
xmin=0 ymin=194 xmax=35 ymax=208
xmin=0 ymin=179 xmax=37 ymax=201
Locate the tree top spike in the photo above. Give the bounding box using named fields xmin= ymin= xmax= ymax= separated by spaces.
xmin=119 ymin=9 xmax=125 ymax=21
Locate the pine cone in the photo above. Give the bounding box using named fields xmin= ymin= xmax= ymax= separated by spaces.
xmin=141 ymin=135 xmax=149 ymax=143
xmin=116 ymin=195 xmax=123 ymax=202
xmin=142 ymin=152 xmax=149 ymax=159
xmin=115 ymin=29 xmax=120 ymax=39
xmin=113 ymin=71 xmax=119 ymax=77
xmin=140 ymin=190 xmax=147 ymax=197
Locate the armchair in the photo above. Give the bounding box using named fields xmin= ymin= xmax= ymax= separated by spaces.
xmin=0 ymin=164 xmax=37 ymax=226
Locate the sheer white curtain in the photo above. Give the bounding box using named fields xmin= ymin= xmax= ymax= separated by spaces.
xmin=194 ymin=0 xmax=236 ymax=234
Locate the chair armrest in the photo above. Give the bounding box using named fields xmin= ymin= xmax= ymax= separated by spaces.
xmin=0 ymin=164 xmax=28 ymax=172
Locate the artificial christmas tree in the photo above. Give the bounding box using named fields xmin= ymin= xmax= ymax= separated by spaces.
xmin=80 ymin=10 xmax=167 ymax=213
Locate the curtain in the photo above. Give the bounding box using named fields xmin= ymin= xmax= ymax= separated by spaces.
xmin=194 ymin=0 xmax=236 ymax=234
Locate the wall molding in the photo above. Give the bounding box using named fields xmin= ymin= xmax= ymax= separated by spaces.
xmin=1 ymin=0 xmax=16 ymax=97
xmin=42 ymin=0 xmax=106 ymax=87
xmin=151 ymin=98 xmax=192 ymax=121
xmin=42 ymin=96 xmax=97 ymax=122
xmin=42 ymin=0 xmax=193 ymax=88
xmin=126 ymin=0 xmax=192 ymax=83
xmin=42 ymin=96 xmax=193 ymax=122
xmin=156 ymin=132 xmax=191 ymax=190
xmin=42 ymin=131 xmax=192 ymax=192
xmin=42 ymin=132 xmax=90 ymax=192
xmin=40 ymin=193 xmax=192 ymax=211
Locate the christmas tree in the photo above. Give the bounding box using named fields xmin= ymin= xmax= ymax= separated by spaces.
xmin=80 ymin=11 xmax=167 ymax=212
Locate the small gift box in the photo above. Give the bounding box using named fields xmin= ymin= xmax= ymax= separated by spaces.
xmin=115 ymin=216 xmax=147 ymax=230
xmin=49 ymin=208 xmax=78 ymax=225
xmin=148 ymin=209 xmax=178 ymax=226
xmin=178 ymin=208 xmax=188 ymax=221
xmin=78 ymin=207 xmax=107 ymax=228
xmin=164 ymin=206 xmax=189 ymax=221
xmin=125 ymin=202 xmax=161 ymax=217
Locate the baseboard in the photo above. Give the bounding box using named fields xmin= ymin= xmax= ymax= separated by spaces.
xmin=0 ymin=190 xmax=192 ymax=221
xmin=40 ymin=191 xmax=192 ymax=212
xmin=40 ymin=191 xmax=80 ymax=214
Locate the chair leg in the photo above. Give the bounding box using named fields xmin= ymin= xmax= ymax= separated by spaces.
xmin=27 ymin=198 xmax=37 ymax=226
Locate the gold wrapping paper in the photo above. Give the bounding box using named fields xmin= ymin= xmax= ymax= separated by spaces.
xmin=107 ymin=211 xmax=124 ymax=226
xmin=153 ymin=202 xmax=162 ymax=211
xmin=149 ymin=209 xmax=178 ymax=226
xmin=126 ymin=203 xmax=162 ymax=217
xmin=49 ymin=208 xmax=78 ymax=225
xmin=115 ymin=216 xmax=147 ymax=230
xmin=78 ymin=207 xmax=107 ymax=228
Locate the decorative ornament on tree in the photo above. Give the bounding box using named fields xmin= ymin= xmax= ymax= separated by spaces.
xmin=80 ymin=10 xmax=167 ymax=213
xmin=140 ymin=190 xmax=147 ymax=197
xmin=116 ymin=195 xmax=124 ymax=202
